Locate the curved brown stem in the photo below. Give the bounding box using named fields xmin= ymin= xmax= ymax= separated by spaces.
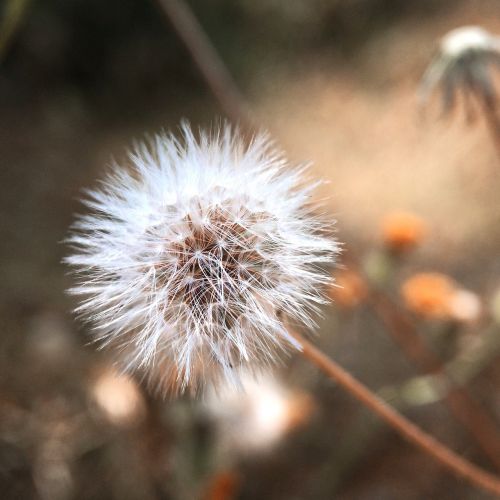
xmin=368 ymin=288 xmax=500 ymax=471
xmin=477 ymin=92 xmax=500 ymax=159
xmin=155 ymin=0 xmax=256 ymax=131
xmin=343 ymin=251 xmax=500 ymax=471
xmin=290 ymin=329 xmax=500 ymax=497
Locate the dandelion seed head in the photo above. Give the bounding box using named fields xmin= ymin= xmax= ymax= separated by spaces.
xmin=419 ymin=25 xmax=500 ymax=117
xmin=66 ymin=124 xmax=337 ymax=394
xmin=441 ymin=26 xmax=496 ymax=58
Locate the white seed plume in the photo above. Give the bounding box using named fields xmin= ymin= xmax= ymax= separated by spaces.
xmin=66 ymin=124 xmax=337 ymax=394
xmin=420 ymin=26 xmax=500 ymax=117
xmin=441 ymin=26 xmax=498 ymax=58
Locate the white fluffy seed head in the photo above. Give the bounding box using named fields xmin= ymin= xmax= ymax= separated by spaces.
xmin=440 ymin=26 xmax=499 ymax=58
xmin=419 ymin=26 xmax=500 ymax=116
xmin=66 ymin=123 xmax=338 ymax=395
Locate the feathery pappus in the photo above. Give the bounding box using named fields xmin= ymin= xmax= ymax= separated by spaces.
xmin=420 ymin=26 xmax=500 ymax=118
xmin=66 ymin=124 xmax=337 ymax=394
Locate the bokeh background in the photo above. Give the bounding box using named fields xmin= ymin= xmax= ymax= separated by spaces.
xmin=2 ymin=0 xmax=500 ymax=498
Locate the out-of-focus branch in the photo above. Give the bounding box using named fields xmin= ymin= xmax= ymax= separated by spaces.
xmin=0 ymin=0 xmax=31 ymax=61
xmin=447 ymin=324 xmax=500 ymax=385
xmin=291 ymin=328 xmax=500 ymax=497
xmin=341 ymin=248 xmax=500 ymax=471
xmin=325 ymin=329 xmax=500 ymax=493
xmin=381 ymin=324 xmax=500 ymax=407
xmin=155 ymin=0 xmax=256 ymax=131
xmin=366 ymin=285 xmax=500 ymax=471
xmin=476 ymin=91 xmax=500 ymax=158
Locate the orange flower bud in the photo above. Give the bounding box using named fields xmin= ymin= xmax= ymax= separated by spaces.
xmin=381 ymin=212 xmax=427 ymax=252
xmin=401 ymin=272 xmax=481 ymax=322
xmin=330 ymin=270 xmax=368 ymax=309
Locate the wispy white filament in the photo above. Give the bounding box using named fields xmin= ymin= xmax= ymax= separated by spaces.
xmin=66 ymin=124 xmax=337 ymax=394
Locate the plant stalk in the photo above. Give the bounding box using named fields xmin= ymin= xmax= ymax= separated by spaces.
xmin=291 ymin=329 xmax=500 ymax=497
xmin=367 ymin=287 xmax=500 ymax=471
xmin=155 ymin=0 xmax=255 ymax=131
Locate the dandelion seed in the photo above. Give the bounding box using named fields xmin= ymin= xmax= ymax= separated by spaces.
xmin=66 ymin=123 xmax=337 ymax=394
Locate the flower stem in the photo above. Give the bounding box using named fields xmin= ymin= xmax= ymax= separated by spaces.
xmin=368 ymin=286 xmax=500 ymax=471
xmin=345 ymin=252 xmax=500 ymax=470
xmin=155 ymin=0 xmax=255 ymax=131
xmin=477 ymin=93 xmax=500 ymax=159
xmin=291 ymin=329 xmax=500 ymax=497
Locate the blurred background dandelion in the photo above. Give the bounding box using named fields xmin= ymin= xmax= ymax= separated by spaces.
xmin=2 ymin=0 xmax=500 ymax=498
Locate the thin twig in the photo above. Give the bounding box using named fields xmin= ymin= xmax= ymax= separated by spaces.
xmin=368 ymin=287 xmax=500 ymax=471
xmin=477 ymin=92 xmax=500 ymax=158
xmin=290 ymin=329 xmax=500 ymax=497
xmin=155 ymin=0 xmax=256 ymax=131
xmin=0 ymin=0 xmax=31 ymax=61
xmin=340 ymin=249 xmax=500 ymax=471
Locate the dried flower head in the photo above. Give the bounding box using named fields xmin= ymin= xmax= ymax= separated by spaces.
xmin=66 ymin=124 xmax=337 ymax=394
xmin=401 ymin=272 xmax=481 ymax=322
xmin=402 ymin=273 xmax=455 ymax=319
xmin=420 ymin=26 xmax=500 ymax=118
xmin=204 ymin=373 xmax=314 ymax=453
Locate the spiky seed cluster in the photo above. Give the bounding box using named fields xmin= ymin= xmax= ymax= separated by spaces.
xmin=66 ymin=124 xmax=337 ymax=394
xmin=420 ymin=26 xmax=500 ymax=117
